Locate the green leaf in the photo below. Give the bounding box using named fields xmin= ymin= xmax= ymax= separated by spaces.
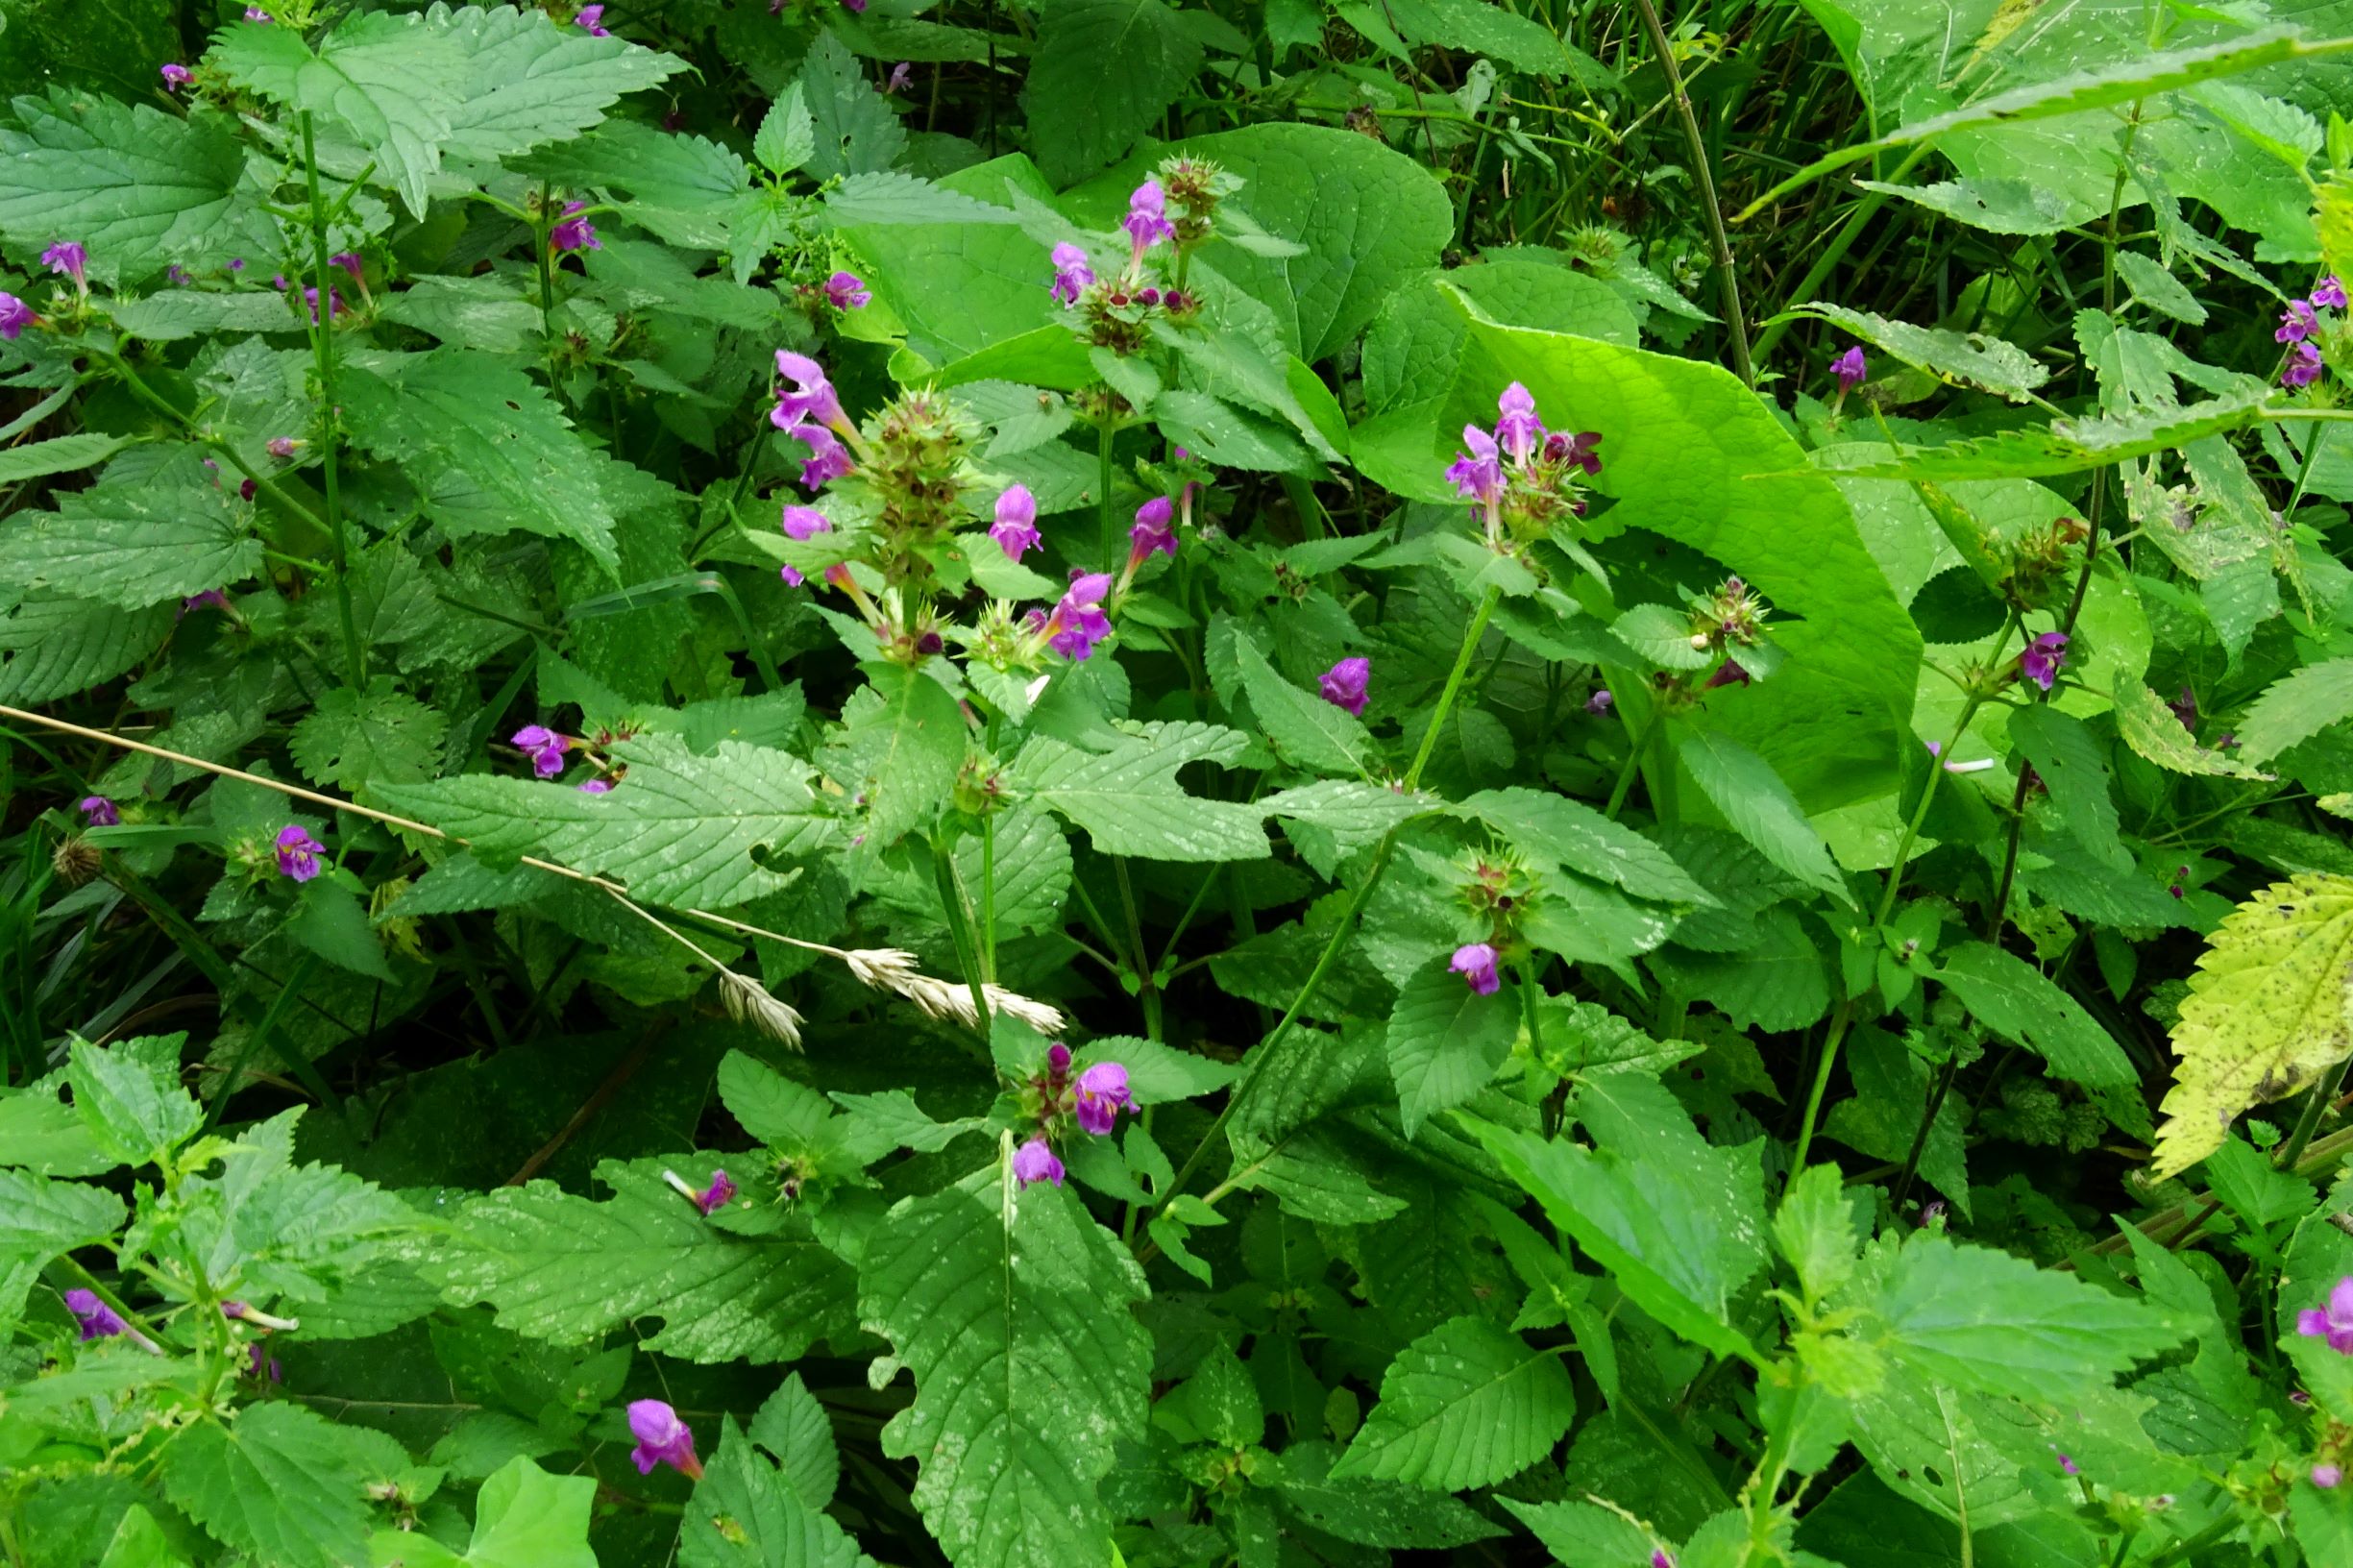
xmin=1021 ymin=0 xmax=1203 ymax=185
xmin=748 ymin=1373 xmax=841 ymax=1512
xmin=862 ymin=1171 xmax=1152 ymax=1568
xmin=0 ymin=87 xmax=245 ymax=282
xmin=434 ymin=4 xmax=687 ymax=165
xmin=2153 ymin=874 xmax=2353 ymax=1180
xmin=289 ymin=684 xmax=450 ymax=792
xmin=2006 ymin=705 xmax=2127 ymax=871
xmin=0 ymin=594 xmax=172 ymax=703
xmin=0 ymin=1168 xmax=126 ymax=1322
xmin=2238 ymin=659 xmax=2353 ymax=766
xmin=211 ymin=11 xmax=465 ymax=216
xmin=1012 ymin=728 xmax=1268 ymax=862
xmin=106 ymin=290 xmax=304 ymax=341
xmin=159 ymin=1406 xmax=371 ymax=1568
xmin=682 ymin=1422 xmax=873 ymax=1568
xmin=1330 ymin=1315 xmax=1576 ymax=1490
xmin=1483 ymin=1076 xmax=1767 ymax=1361
xmin=1674 ymin=727 xmax=1851 ymax=905
xmin=1497 ymin=1497 xmax=1660 ymax=1565
xmin=1868 ymin=1235 xmax=2192 ymax=1400
xmin=800 ymin=31 xmax=905 ymax=181
xmin=822 ymin=665 xmax=967 ymax=846
xmin=340 ymin=349 xmax=622 ymax=576
xmin=1774 ymin=1164 xmax=1860 ymax=1307
xmin=379 ymin=1456 xmax=599 ymax=1568
xmin=754 ymin=83 xmax=817 ymax=176
xmin=413 ymin=1157 xmax=855 ymax=1364
xmin=1817 ymin=390 xmax=2272 ymax=482
xmin=66 ymin=1035 xmax=198 ymax=1164
xmin=1459 ymin=786 xmax=1711 ymax=905
xmin=527 ymin=120 xmax=749 ymax=250
xmin=0 ymin=432 xmax=131 ymax=484
xmin=1271 ymin=1441 xmax=1508 ymax=1548
xmin=2114 ymin=676 xmax=2274 ymax=782
xmin=1933 ymin=941 xmax=2135 ymax=1088
xmin=1234 ymin=635 xmax=1369 ymax=773
xmin=378 ymin=734 xmax=834 ymax=908
xmin=289 ymin=880 xmax=396 ymax=981
xmin=1386 ymin=955 xmax=1520 ymax=1138
xmin=0 ymin=451 xmax=259 ymax=610
xmin=0 ymin=1086 xmax=111 ymax=1178
xmin=1788 ymin=303 xmax=2048 ymax=402
xmin=2113 ymin=251 xmax=2209 ymax=324
xmin=1070 ymin=1036 xmax=1237 ymax=1104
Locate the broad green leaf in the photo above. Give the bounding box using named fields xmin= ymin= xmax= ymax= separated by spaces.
xmin=0 ymin=1087 xmax=112 ymax=1177
xmin=2153 ymin=874 xmax=2353 ymax=1179
xmin=340 ymin=348 xmax=622 ymax=576
xmin=289 ymin=880 xmax=397 ymax=982
xmin=0 ymin=1167 xmax=126 ymax=1321
xmin=1234 ymin=635 xmax=1369 ymax=773
xmin=1330 ymin=1315 xmax=1575 ymax=1490
xmin=66 ymin=1035 xmax=198 ymax=1164
xmin=1272 ymin=1440 xmax=1509 ymax=1547
xmin=862 ymin=1171 xmax=1151 ymax=1568
xmin=821 ymin=664 xmax=967 ymax=846
xmin=1774 ymin=1164 xmax=1860 ymax=1307
xmin=827 ymin=1090 xmax=986 ymax=1156
xmin=682 ymin=1422 xmax=872 ymax=1568
xmin=799 ymin=31 xmax=904 ymax=181
xmin=1483 ymin=1075 xmax=1767 ymax=1361
xmin=2113 ymin=251 xmax=2209 ymax=324
xmin=0 ymin=432 xmax=131 ymax=484
xmin=1533 ymin=993 xmax=1701 ymax=1079
xmin=289 ymin=684 xmax=451 ymax=792
xmin=417 ymin=1158 xmax=852 ymax=1363
xmin=159 ymin=1406 xmax=371 ymax=1568
xmin=1933 ymin=941 xmax=2135 ymax=1088
xmin=106 ymin=290 xmax=304 ymax=341
xmin=1815 ymin=390 xmax=2271 ymax=481
xmin=754 ymin=83 xmax=817 ymax=175
xmin=2006 ymin=705 xmax=2128 ymax=871
xmin=211 ymin=11 xmax=465 ymax=217
xmin=1386 ymin=955 xmax=1520 ymax=1138
xmin=378 ymin=735 xmax=834 ymax=908
xmin=1459 ymin=786 xmax=1712 ymax=905
xmin=1379 ymin=0 xmax=1594 ymax=79
xmin=374 ymin=1456 xmax=598 ymax=1568
xmin=1021 ymin=0 xmax=1203 ymax=185
xmin=0 ymin=594 xmax=172 ymax=702
xmin=1012 ymin=730 xmax=1268 ymax=862
xmin=1497 ymin=1497 xmax=1659 ymax=1565
xmin=1674 ymin=728 xmax=1851 ymax=905
xmin=2237 ymin=659 xmax=2353 ymax=765
xmin=0 ymin=88 xmax=244 ymax=281
xmin=526 ymin=120 xmax=749 ymax=250
xmin=1868 ymin=1235 xmax=2192 ymax=1400
xmin=1070 ymin=1036 xmax=1236 ymax=1104
xmin=2114 ymin=676 xmax=2275 ymax=781
xmin=95 ymin=1505 xmax=187 ymax=1568
xmin=1229 ymin=1125 xmax=1407 ymax=1225
xmin=0 ymin=451 xmax=259 ymax=610
xmin=433 ymin=3 xmax=686 ymax=164
xmin=748 ymin=1373 xmax=841 ymax=1511
xmin=1788 ymin=303 xmax=2048 ymax=402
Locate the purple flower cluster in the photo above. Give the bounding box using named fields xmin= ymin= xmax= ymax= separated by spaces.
xmin=2279 ymin=275 xmax=2344 ymax=388
xmin=1445 ymin=382 xmax=1602 ymax=547
xmin=2297 ymin=1275 xmax=2353 ymax=1353
xmin=78 ymin=796 xmax=118 ymax=827
xmin=275 ymin=824 xmax=324 ymax=882
xmin=628 ymin=1399 xmax=702 ymax=1479
xmin=1013 ymin=1044 xmax=1136 ymax=1188
xmin=2019 ymin=630 xmax=2068 ymax=693
xmin=512 ymin=724 xmax=570 ymax=778
xmin=551 ymin=202 xmax=600 ymax=254
xmin=1042 ymin=571 xmax=1114 ymax=661
xmin=991 ymin=484 xmax=1040 ymax=561
xmin=1319 ymin=657 xmax=1369 ymax=717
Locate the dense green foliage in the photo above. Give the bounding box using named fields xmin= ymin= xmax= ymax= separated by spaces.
xmin=10 ymin=1 xmax=2353 ymax=1565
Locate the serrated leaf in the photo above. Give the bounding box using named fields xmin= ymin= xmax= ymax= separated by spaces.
xmin=2006 ymin=705 xmax=2127 ymax=871
xmin=799 ymin=31 xmax=904 ymax=181
xmin=1869 ymin=1235 xmax=2191 ymax=1400
xmin=1070 ymin=1037 xmax=1237 ymax=1104
xmin=433 ymin=3 xmax=687 ymax=164
xmin=1234 ymin=635 xmax=1368 ymax=773
xmin=1458 ymin=786 xmax=1711 ymax=905
xmin=822 ymin=664 xmax=966 ymax=846
xmin=0 ymin=1167 xmax=125 ymax=1290
xmin=526 ymin=120 xmax=748 ymax=250
xmin=754 ymin=82 xmax=817 ymax=175
xmin=1816 ymin=390 xmax=2270 ymax=481
xmin=66 ymin=1035 xmax=198 ymax=1164
xmin=1934 ymin=941 xmax=2135 ymax=1088
xmin=377 ymin=734 xmax=833 ymax=908
xmin=0 ymin=594 xmax=172 ymax=703
xmin=1386 ymin=955 xmax=1520 ymax=1138
xmin=823 ymin=170 xmax=1019 ymax=227
xmin=0 ymin=432 xmax=131 ymax=484
xmin=748 ymin=1373 xmax=841 ymax=1512
xmin=2153 ymin=874 xmax=2353 ymax=1180
xmin=289 ymin=685 xmax=449 ymax=792
xmin=1021 ymin=0 xmax=1203 ymax=184
xmin=1012 ymin=732 xmax=1267 ymax=862
xmin=1789 ymin=304 xmax=2047 ymax=402
xmin=0 ymin=87 xmax=244 ymax=281
xmin=1271 ymin=1441 xmax=1508 ymax=1547
xmin=1674 ymin=727 xmax=1851 ymax=905
xmin=1329 ymin=1315 xmax=1575 ymax=1490
xmin=340 ymin=349 xmax=621 ymax=576
xmin=1774 ymin=1164 xmax=1859 ymax=1307
xmin=2237 ymin=659 xmax=2353 ymax=766
xmin=861 ymin=1172 xmax=1151 ymax=1568
xmin=827 ymin=1090 xmax=985 ymax=1156
xmin=159 ymin=1406 xmax=371 ymax=1568
xmin=0 ymin=450 xmax=258 ymax=610
xmin=682 ymin=1422 xmax=871 ymax=1568
xmin=212 ymin=12 xmax=465 ymax=217
xmin=413 ymin=1157 xmax=854 ymax=1364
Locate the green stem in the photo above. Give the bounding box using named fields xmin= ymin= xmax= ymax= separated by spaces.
xmin=1605 ymin=696 xmax=1668 ymax=821
xmin=980 ymin=814 xmax=998 ymax=983
xmin=202 ymin=951 xmax=319 ymax=1131
xmin=1096 ymin=413 xmax=1117 ymax=571
xmin=2279 ymin=1054 xmax=2352 ymax=1171
xmin=927 ymin=839 xmax=993 ymax=1040
xmin=1750 ymin=145 xmax=1932 ymax=367
xmin=1630 ymin=0 xmax=1752 ymax=386
xmin=299 ymin=112 xmax=364 ymax=690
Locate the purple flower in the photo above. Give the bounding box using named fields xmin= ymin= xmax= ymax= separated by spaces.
xmin=77 ymin=796 xmax=118 ymax=827
xmin=1050 ymin=242 xmax=1094 ymax=306
xmin=2316 ymin=275 xmax=2348 ymax=310
xmin=244 ymin=1342 xmax=282 ymax=1383
xmin=62 ymin=1288 xmax=127 ymax=1341
xmin=823 ymin=270 xmax=870 ymax=309
xmin=160 ymin=63 xmax=192 ymax=89
xmin=2316 ymin=1463 xmax=2345 ymax=1489
xmin=627 ymin=1400 xmax=702 ymax=1480
xmin=1073 ymin=1062 xmax=1133 ymax=1135
xmin=1450 ymin=943 xmax=1500 ymax=995
xmin=575 ymin=3 xmax=609 ymax=36
xmin=1046 ymin=1041 xmax=1072 ymax=1076
xmin=839 ymin=0 xmax=867 ymax=10
xmin=578 ymin=778 xmax=613 ymax=794
xmin=551 ymin=202 xmax=600 ymax=254
xmin=1046 ymin=572 xmax=1115 ymax=660
xmin=1493 ymin=382 xmax=1544 ymax=464
xmin=2297 ymin=1275 xmax=2353 ymax=1353
xmin=2280 ymin=299 xmax=2319 ymax=344
xmin=772 ymin=351 xmax=845 ymax=430
xmin=1318 ymin=656 xmax=1370 ymax=717
xmin=2056 ymin=1453 xmax=2078 ymax=1477
xmin=1546 ymin=429 xmax=1604 ymax=476
xmin=1832 ymin=345 xmax=1867 ymax=395
xmin=267 ymin=436 xmax=298 ymax=459
xmin=886 ymin=61 xmax=914 ymax=94
xmin=328 ymin=253 xmax=364 ymax=283
xmin=992 ymin=484 xmax=1041 ymax=561
xmin=274 ymin=824 xmax=325 ymax=882
xmin=787 ymin=424 xmax=852 ymax=490
xmin=1584 ymin=689 xmax=1613 ymax=716
xmin=1013 ymin=1137 xmax=1065 ymax=1188
xmin=1651 ymin=1554 xmax=1675 ymax=1568
xmin=1704 ymin=658 xmax=1752 ymax=689
xmin=2169 ymin=686 xmax=2198 ymax=731
xmin=1127 ymin=495 xmax=1176 ymax=566
xmin=0 ymin=292 xmax=32 ymax=339
xmin=2285 ymin=342 xmax=2325 ymax=388
xmin=182 ymin=589 xmax=228 ymax=616
xmin=1444 ymin=425 xmax=1503 ymax=503
xmin=2019 ymin=631 xmax=2068 ymax=693
xmin=300 ymin=285 xmax=342 ymax=324
xmin=694 ymin=1169 xmax=736 ymax=1215
xmin=777 ymin=503 xmax=833 ymax=586
xmin=244 ymin=6 xmax=272 ymax=18
xmin=166 ymin=263 xmax=190 ymax=286
xmin=511 ymin=724 xmax=569 ymax=777
xmin=1122 ymin=179 xmax=1175 ymax=258
xmin=41 ymin=242 xmax=86 ymax=290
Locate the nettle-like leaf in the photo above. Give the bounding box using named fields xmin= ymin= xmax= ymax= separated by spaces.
xmin=2153 ymin=874 xmax=2353 ymax=1179
xmin=412 ymin=1157 xmax=856 ymax=1364
xmin=1386 ymin=954 xmax=1520 ymax=1138
xmin=65 ymin=1035 xmax=198 ymax=1164
xmin=372 ymin=1455 xmax=600 ymax=1568
xmin=683 ymin=1421 xmax=872 ymax=1568
xmin=860 ymin=1169 xmax=1151 ymax=1568
xmin=1021 ymin=0 xmax=1203 ymax=185
xmin=0 ymin=87 xmax=245 ymax=280
xmin=1788 ymin=303 xmax=2048 ymax=403
xmin=0 ymin=1168 xmax=125 ymax=1330
xmin=1011 ymin=724 xmax=1268 ymax=862
xmin=377 ymin=735 xmax=835 ymax=908
xmin=159 ymin=1405 xmax=373 ymax=1568
xmin=431 ymin=1 xmax=687 ymax=164
xmin=0 ymin=449 xmax=258 ymax=610
xmin=1234 ymin=635 xmax=1370 ymax=773
xmin=0 ymin=594 xmax=174 ymax=704
xmin=1329 ymin=1315 xmax=1576 ymax=1491
xmin=289 ymin=683 xmax=451 ymax=792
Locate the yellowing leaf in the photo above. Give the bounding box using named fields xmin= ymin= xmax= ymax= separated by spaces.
xmin=2152 ymin=874 xmax=2353 ymax=1179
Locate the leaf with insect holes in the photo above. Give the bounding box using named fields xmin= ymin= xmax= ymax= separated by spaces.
xmin=1012 ymin=729 xmax=1268 ymax=863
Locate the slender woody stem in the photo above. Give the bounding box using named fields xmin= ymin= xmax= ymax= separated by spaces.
xmin=1631 ymin=0 xmax=1752 ymax=386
